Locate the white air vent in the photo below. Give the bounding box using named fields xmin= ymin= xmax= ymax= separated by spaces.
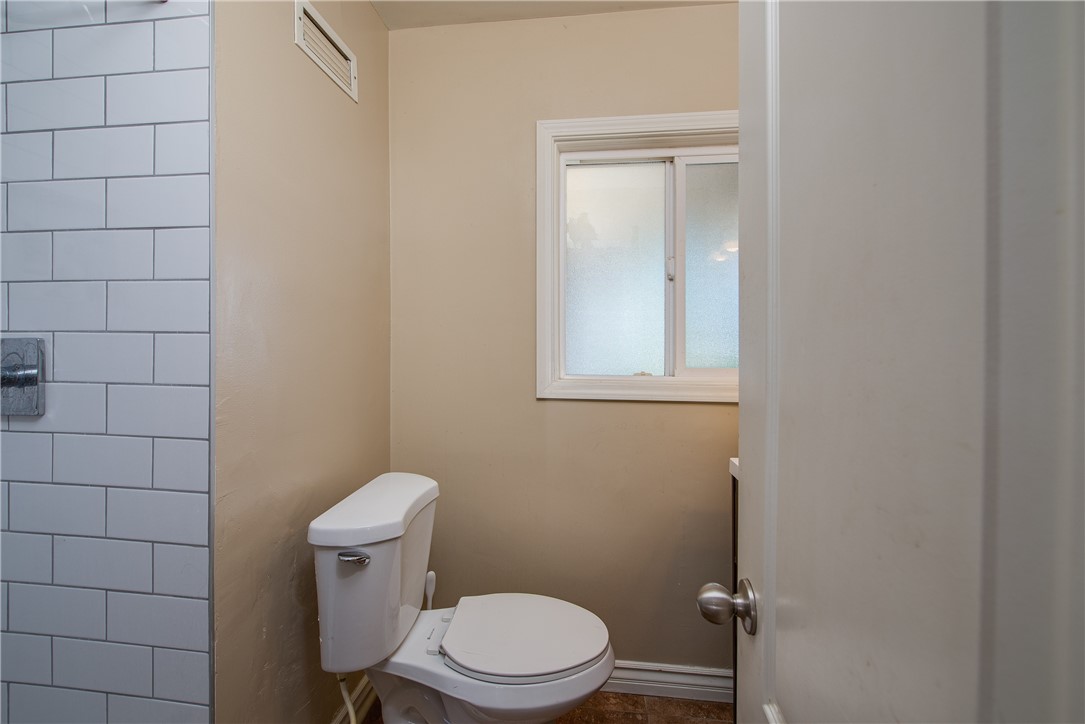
xmin=294 ymin=0 xmax=358 ymax=102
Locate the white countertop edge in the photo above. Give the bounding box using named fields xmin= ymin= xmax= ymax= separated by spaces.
xmin=729 ymin=457 xmax=741 ymax=479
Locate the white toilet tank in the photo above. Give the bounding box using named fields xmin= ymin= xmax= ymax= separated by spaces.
xmin=308 ymin=473 xmax=439 ymax=674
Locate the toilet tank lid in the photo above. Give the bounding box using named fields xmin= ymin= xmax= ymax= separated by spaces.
xmin=308 ymin=473 xmax=439 ymax=547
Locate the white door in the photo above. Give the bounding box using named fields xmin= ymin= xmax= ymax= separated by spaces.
xmin=729 ymin=2 xmax=1084 ymax=722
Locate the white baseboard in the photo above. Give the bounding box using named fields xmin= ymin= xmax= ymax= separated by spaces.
xmin=602 ymin=660 xmax=734 ymax=703
xmin=331 ymin=676 xmax=377 ymax=724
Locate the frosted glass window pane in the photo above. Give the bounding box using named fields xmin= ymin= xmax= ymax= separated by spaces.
xmin=565 ymin=162 xmax=665 ymax=376
xmin=686 ymin=162 xmax=739 ymax=368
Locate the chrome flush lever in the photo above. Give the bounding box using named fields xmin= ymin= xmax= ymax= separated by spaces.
xmin=337 ymin=550 xmax=370 ymax=566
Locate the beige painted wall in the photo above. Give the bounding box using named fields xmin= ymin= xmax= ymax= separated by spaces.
xmin=213 ymin=2 xmax=389 ymax=721
xmin=389 ymin=4 xmax=738 ymax=668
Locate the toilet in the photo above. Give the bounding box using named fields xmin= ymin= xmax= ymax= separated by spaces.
xmin=308 ymin=472 xmax=615 ymax=724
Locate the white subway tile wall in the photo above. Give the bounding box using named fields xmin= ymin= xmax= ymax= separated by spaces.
xmin=153 ymin=228 xmax=210 ymax=279
xmin=5 ymin=76 xmax=105 ymax=131
xmin=154 ymin=122 xmax=210 ymax=175
xmin=106 ymin=69 xmax=209 ymax=125
xmin=153 ymin=544 xmax=208 ymax=598
xmin=53 ymin=230 xmax=155 ymax=280
xmin=51 ymin=638 xmax=153 ymax=696
xmin=52 ymin=333 xmax=155 ymax=383
xmin=7 ymin=179 xmax=106 ymax=230
xmin=9 ymin=482 xmax=106 ymax=536
xmin=153 ymin=18 xmax=210 ymax=72
xmin=1 ymin=0 xmax=212 ymax=718
xmin=107 ymin=175 xmax=210 ymax=229
xmin=0 ymin=133 xmax=52 ymax=182
xmin=107 ymin=280 xmax=210 ymax=332
xmin=106 ymin=592 xmax=208 ymax=650
xmin=8 ymin=683 xmax=107 ymax=722
xmin=0 ymin=432 xmax=52 ymax=482
xmin=154 ymin=334 xmax=210 ymax=385
xmin=107 ymin=694 xmax=208 ymax=724
xmin=0 ymin=232 xmax=51 ymax=280
xmin=8 ymin=281 xmax=106 ymax=330
xmin=0 ymin=31 xmax=53 ymax=83
xmin=7 ymin=583 xmax=106 ymax=638
xmin=53 ymin=126 xmax=155 ymax=179
xmin=0 ymin=534 xmax=52 ymax=584
xmin=152 ymin=438 xmax=209 ymax=492
xmin=52 ymin=433 xmax=152 ymax=486
xmin=106 ymin=488 xmax=208 ymax=545
xmin=52 ymin=536 xmax=152 ymax=591
xmin=52 ymin=22 xmax=154 ymax=78
xmin=106 ymin=385 xmax=209 ymax=438
xmin=6 ymin=2 xmax=106 ymax=32
xmin=152 ymin=649 xmax=210 ymax=704
xmin=0 ymin=632 xmax=52 ymax=685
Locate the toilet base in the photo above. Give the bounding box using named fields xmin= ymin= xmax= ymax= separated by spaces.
xmin=367 ymin=666 xmax=600 ymax=724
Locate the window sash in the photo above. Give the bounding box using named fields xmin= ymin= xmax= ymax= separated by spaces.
xmin=674 ymin=153 xmax=739 ymax=381
xmin=557 ymin=147 xmax=736 ymax=383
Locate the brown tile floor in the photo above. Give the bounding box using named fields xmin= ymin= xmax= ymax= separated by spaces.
xmin=364 ymin=691 xmax=734 ymax=724
xmin=558 ymin=691 xmax=734 ymax=724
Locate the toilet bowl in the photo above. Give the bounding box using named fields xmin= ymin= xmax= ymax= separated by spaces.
xmin=369 ymin=598 xmax=615 ymax=724
xmin=308 ymin=473 xmax=615 ymax=724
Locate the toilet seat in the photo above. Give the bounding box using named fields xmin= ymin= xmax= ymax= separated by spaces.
xmin=440 ymin=593 xmax=610 ymax=685
xmin=371 ymin=606 xmax=615 ymax=724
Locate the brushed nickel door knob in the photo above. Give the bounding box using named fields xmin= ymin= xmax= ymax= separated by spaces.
xmin=697 ymin=578 xmax=758 ymax=635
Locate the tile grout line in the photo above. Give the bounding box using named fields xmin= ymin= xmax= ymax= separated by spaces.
xmin=3 ymin=551 xmax=208 ymax=594
xmin=104 ymin=566 xmax=109 ymax=642
xmin=2 ymin=119 xmax=212 ymax=138
xmin=6 ymin=171 xmax=212 ymax=185
xmin=2 ymin=6 xmax=8 ymax=137
xmin=1 ymin=430 xmax=210 ymax=443
xmin=6 ymin=681 xmax=209 ymax=710
xmin=3 ymin=11 xmax=211 ymax=36
xmin=102 ymin=162 xmax=109 ymax=230
xmin=1 ymin=223 xmax=210 ymax=233
xmin=5 ymin=279 xmax=211 ymax=286
xmin=2 ymin=64 xmax=210 ymax=87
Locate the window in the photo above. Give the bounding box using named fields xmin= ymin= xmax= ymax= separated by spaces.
xmin=537 ymin=112 xmax=739 ymax=402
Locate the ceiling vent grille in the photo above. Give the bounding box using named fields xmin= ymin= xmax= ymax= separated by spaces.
xmin=294 ymin=0 xmax=358 ymax=102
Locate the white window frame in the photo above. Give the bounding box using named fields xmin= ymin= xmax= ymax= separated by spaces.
xmin=537 ymin=111 xmax=740 ymax=403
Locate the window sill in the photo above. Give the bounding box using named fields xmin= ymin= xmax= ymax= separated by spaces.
xmin=537 ymin=376 xmax=738 ymax=403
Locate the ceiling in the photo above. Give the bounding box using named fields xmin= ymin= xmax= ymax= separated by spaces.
xmin=370 ymin=1 xmax=728 ymax=31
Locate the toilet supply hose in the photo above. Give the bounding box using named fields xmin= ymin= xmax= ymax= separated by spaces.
xmin=338 ymin=676 xmax=358 ymax=724
xmin=425 ymin=571 xmax=436 ymax=610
